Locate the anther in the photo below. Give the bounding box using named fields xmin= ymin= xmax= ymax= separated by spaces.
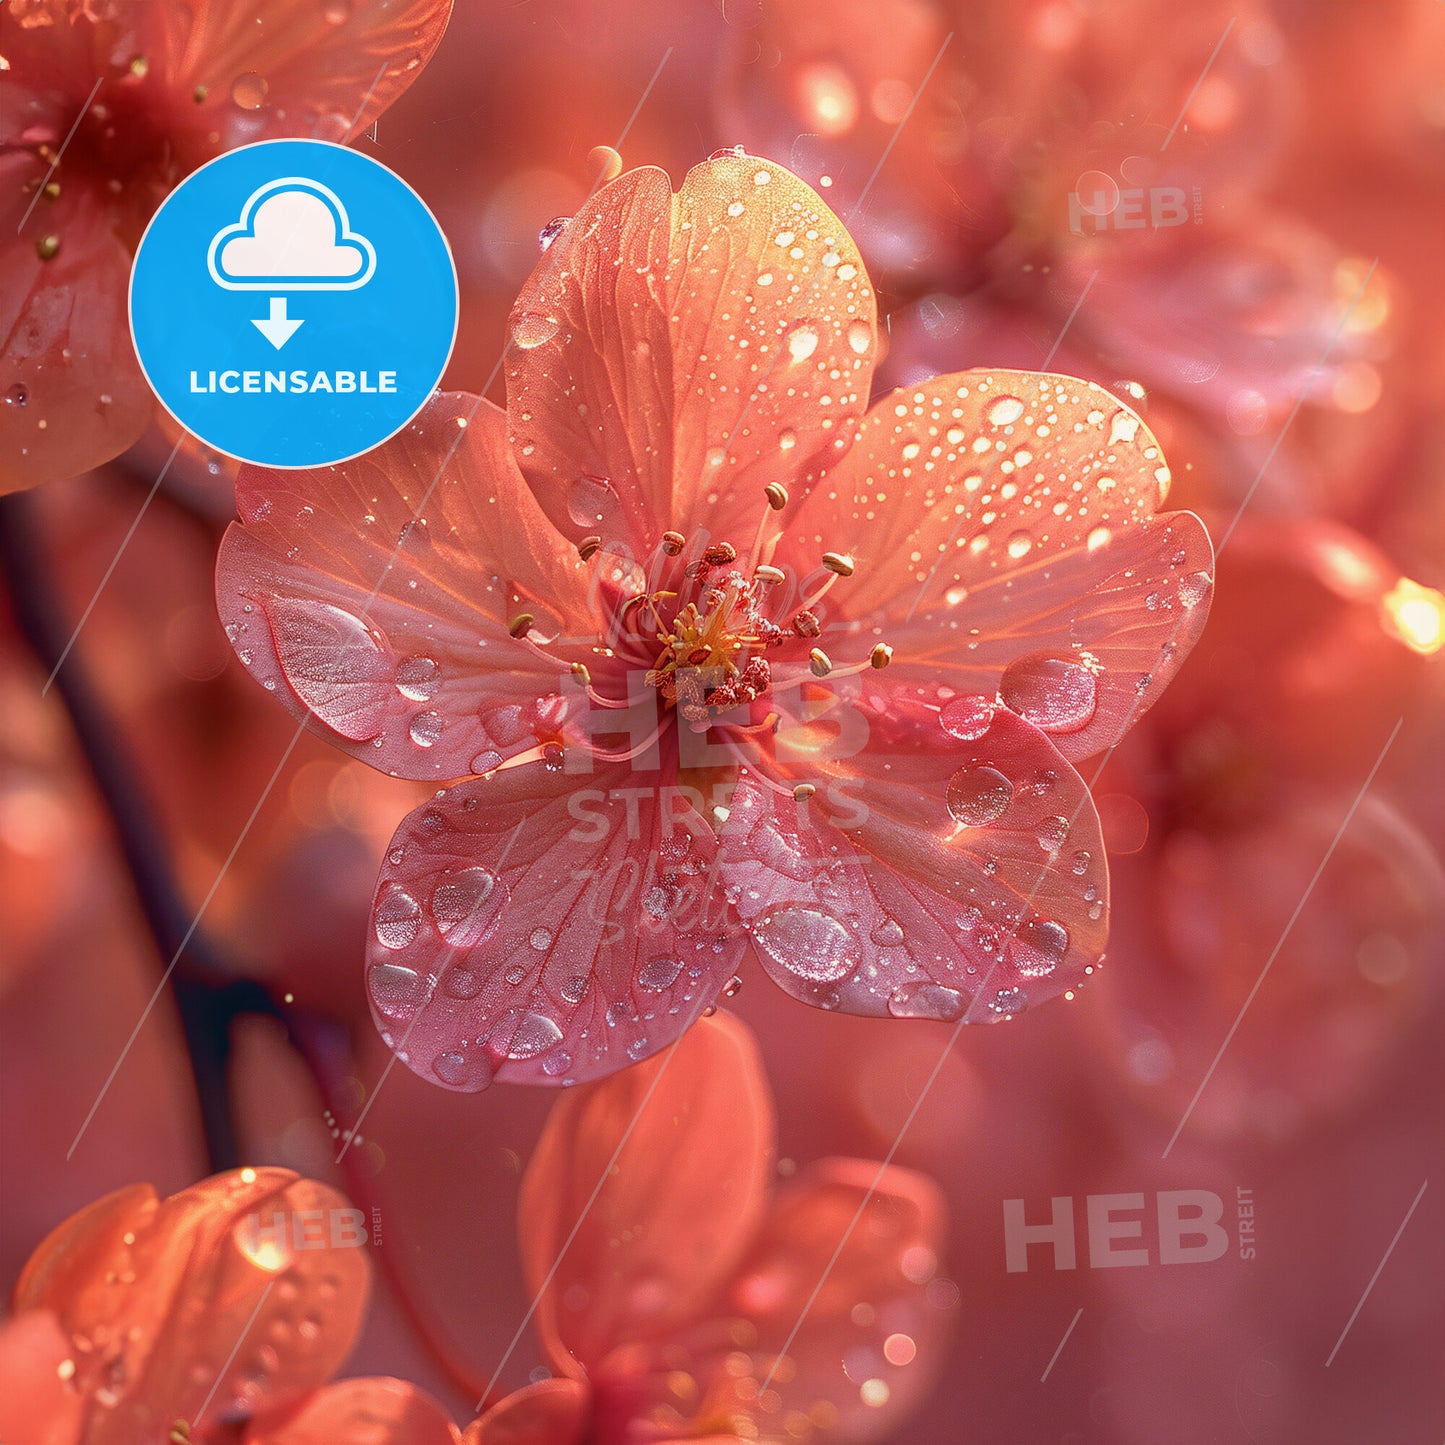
xmin=792 ymin=610 xmax=821 ymax=638
xmin=765 ymin=482 xmax=789 ymax=510
xmin=703 ymin=541 xmax=737 ymax=566
xmin=809 ymin=647 xmax=832 ymax=677
xmin=577 ymin=534 xmax=601 ymax=561
xmin=570 ymin=661 xmax=592 ymax=687
xmin=508 ymin=613 xmax=535 ymax=638
xmin=661 ymin=530 xmax=686 ymax=555
xmin=870 ymin=643 xmax=893 ymax=669
xmin=792 ymin=783 xmax=816 ymax=801
xmin=822 ymin=551 xmax=855 ymax=577
xmin=754 ymin=564 xmax=785 ymax=585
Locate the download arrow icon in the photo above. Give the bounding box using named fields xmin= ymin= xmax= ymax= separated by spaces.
xmin=252 ymin=296 xmax=303 ymax=350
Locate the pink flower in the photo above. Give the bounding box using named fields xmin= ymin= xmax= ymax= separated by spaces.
xmin=0 ymin=0 xmax=453 ymax=492
xmin=461 ymin=1012 xmax=951 ymax=1444
xmin=217 ymin=154 xmax=1212 ymax=1087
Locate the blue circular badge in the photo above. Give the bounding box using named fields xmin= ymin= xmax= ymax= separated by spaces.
xmin=130 ymin=139 xmax=458 ymax=469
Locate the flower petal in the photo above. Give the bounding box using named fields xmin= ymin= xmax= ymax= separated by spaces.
xmin=0 ymin=186 xmax=151 ymax=493
xmin=506 ymin=156 xmax=875 ymax=558
xmin=711 ymin=1159 xmax=949 ymax=1443
xmin=13 ymin=1169 xmax=370 ymax=1439
xmin=145 ymin=0 xmax=454 ymax=153
xmin=720 ymin=694 xmax=1108 ymax=1021
xmin=0 ymin=1311 xmax=84 ymax=1445
xmin=244 ymin=1377 xmax=463 ymax=1445
xmin=217 ymin=393 xmax=592 ymax=779
xmin=773 ymin=369 xmax=1214 ymax=761
xmin=517 ymin=1013 xmax=774 ymax=1373
xmin=363 ymin=752 xmax=745 ymax=1088
xmin=460 ymin=1378 xmax=589 ymax=1445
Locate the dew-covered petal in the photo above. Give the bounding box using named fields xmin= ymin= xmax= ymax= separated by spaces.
xmin=518 ymin=1014 xmax=773 ymax=1375
xmin=0 ymin=186 xmax=151 ymax=494
xmin=699 ymin=1159 xmax=949 ymax=1442
xmin=506 ymin=156 xmax=875 ymax=557
xmin=719 ymin=695 xmax=1108 ymax=1021
xmin=244 ymin=1377 xmax=463 ymax=1445
xmin=12 ymin=1170 xmax=371 ymax=1443
xmin=774 ymin=369 xmax=1213 ymax=761
xmin=0 ymin=1311 xmax=84 ymax=1445
xmin=363 ymin=751 xmax=745 ymax=1090
xmin=217 ymin=393 xmax=594 ymax=779
xmin=460 ymin=1378 xmax=588 ymax=1445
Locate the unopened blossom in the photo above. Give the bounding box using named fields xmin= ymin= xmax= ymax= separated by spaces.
xmin=217 ymin=153 xmax=1212 ymax=1087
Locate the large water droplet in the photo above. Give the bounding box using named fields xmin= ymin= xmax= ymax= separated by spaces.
xmin=987 ymin=985 xmax=1027 ymax=1016
xmin=470 ymin=749 xmax=503 ymax=775
xmin=785 ymin=322 xmax=819 ymax=363
xmin=946 ymin=765 xmax=1013 ymax=827
xmin=1178 ymin=571 xmax=1211 ymax=608
xmin=999 ymin=654 xmax=1098 ymax=733
xmin=538 ymin=215 xmax=570 ymax=251
xmin=395 ymin=654 xmax=439 ymax=701
xmin=261 ymin=597 xmax=391 ymax=740
xmin=408 ymin=711 xmax=443 ymax=748
xmin=567 ymin=473 xmax=619 ymax=527
xmin=494 ymin=1010 xmax=564 ymax=1060
xmin=752 ymin=905 xmax=858 ymax=983
xmin=511 ymin=310 xmax=560 ymax=349
xmin=888 ymin=982 xmax=965 ymax=1020
xmin=940 ymin=695 xmax=995 ymax=741
xmin=432 ymin=1049 xmax=491 ymax=1089
xmin=638 ymin=956 xmax=683 ymax=992
xmin=374 ymin=886 xmax=421 ymax=950
xmin=432 ymin=868 xmax=507 ymax=948
xmin=230 ymin=72 xmax=268 ymax=109
xmin=986 ymin=394 xmax=1025 ymax=426
xmin=369 ymin=961 xmax=423 ymax=1018
xmin=1011 ymin=919 xmax=1070 ymax=977
xmin=847 ymin=319 xmax=871 ymax=355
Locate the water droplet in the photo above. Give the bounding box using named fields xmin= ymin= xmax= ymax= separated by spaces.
xmin=888 ymin=982 xmax=965 ymax=1020
xmin=3 ymin=383 xmax=27 ymax=407
xmin=432 ymin=868 xmax=507 ymax=948
xmin=567 ymin=473 xmax=619 ymax=527
xmin=726 ymin=199 xmax=745 ymax=217
xmin=395 ymin=655 xmax=439 ymax=701
xmin=470 ymin=749 xmax=503 ymax=775
xmin=847 ymin=319 xmax=871 ymax=355
xmin=538 ymin=215 xmax=570 ymax=251
xmin=230 ymin=72 xmax=268 ymax=109
xmin=1178 ymin=571 xmax=1210 ymax=608
xmin=432 ymin=1050 xmax=491 ymax=1089
xmin=940 ymin=696 xmax=995 ymax=741
xmin=1070 ymin=849 xmax=1092 ymax=876
xmin=374 ymin=886 xmax=421 ymax=950
xmin=870 ymin=918 xmax=905 ymax=947
xmin=1005 ymin=530 xmax=1033 ymax=560
xmin=779 ymin=427 xmax=798 ymax=451
xmin=408 ymin=711 xmax=443 ymax=748
xmin=542 ymin=1050 xmax=573 ymax=1077
xmin=641 ymin=883 xmax=680 ymax=919
xmin=987 ymin=985 xmax=1027 ymax=1016
xmin=1108 ymin=410 xmax=1140 ymax=445
xmin=369 ymin=961 xmax=422 ymax=1018
xmin=638 ymin=956 xmax=682 ymax=992
xmin=529 ymin=926 xmax=553 ymax=951
xmin=511 ymin=310 xmax=560 ymax=349
xmin=986 ymin=395 xmax=1025 ymax=427
xmin=442 ymin=966 xmax=482 ymax=999
xmin=753 ymin=168 xmax=772 ymax=186
xmin=1011 ymin=919 xmax=1069 ymax=977
xmin=752 ymin=905 xmax=858 ymax=983
xmin=785 ymin=323 xmax=819 ymax=363
xmin=560 ymin=976 xmax=589 ymax=1004
xmin=261 ymin=597 xmax=391 ymax=741
xmin=999 ymin=654 xmax=1098 ymax=733
xmin=495 ymin=1010 xmax=564 ymax=1060
xmin=946 ymin=766 xmax=1013 ymax=827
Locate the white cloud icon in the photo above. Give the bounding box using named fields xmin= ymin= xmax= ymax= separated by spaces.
xmin=208 ymin=178 xmax=376 ymax=291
